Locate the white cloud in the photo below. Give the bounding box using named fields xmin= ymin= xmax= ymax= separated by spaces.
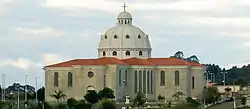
xmin=15 ymin=26 xmax=66 ymax=37
xmin=42 ymin=53 xmax=68 ymax=65
xmin=0 ymin=58 xmax=38 ymax=69
xmin=42 ymin=0 xmax=250 ymax=13
xmin=0 ymin=0 xmax=15 ymax=15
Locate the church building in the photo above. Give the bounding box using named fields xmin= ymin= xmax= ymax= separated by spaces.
xmin=43 ymin=5 xmax=205 ymax=102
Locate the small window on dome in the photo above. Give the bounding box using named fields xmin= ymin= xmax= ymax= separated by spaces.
xmin=139 ymin=51 xmax=143 ymax=56
xmin=103 ymin=51 xmax=106 ymax=56
xmin=114 ymin=35 xmax=118 ymax=39
xmin=138 ymin=35 xmax=141 ymax=39
xmin=125 ymin=35 xmax=130 ymax=39
xmin=113 ymin=51 xmax=117 ymax=56
xmin=104 ymin=35 xmax=107 ymax=39
xmin=125 ymin=51 xmax=130 ymax=56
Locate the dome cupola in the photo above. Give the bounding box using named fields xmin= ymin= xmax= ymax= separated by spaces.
xmin=117 ymin=3 xmax=132 ymax=25
xmin=98 ymin=4 xmax=152 ymax=59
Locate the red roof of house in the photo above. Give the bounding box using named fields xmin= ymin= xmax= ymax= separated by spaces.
xmin=45 ymin=57 xmax=204 ymax=68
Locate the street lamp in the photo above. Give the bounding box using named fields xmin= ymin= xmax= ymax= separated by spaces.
xmin=25 ymin=74 xmax=28 ymax=108
xmin=221 ymin=71 xmax=227 ymax=86
xmin=1 ymin=74 xmax=6 ymax=102
xmin=36 ymin=77 xmax=40 ymax=103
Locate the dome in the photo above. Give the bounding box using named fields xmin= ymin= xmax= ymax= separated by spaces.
xmin=97 ymin=5 xmax=152 ymax=59
xmin=117 ymin=11 xmax=132 ymax=19
xmin=99 ymin=25 xmax=151 ymax=49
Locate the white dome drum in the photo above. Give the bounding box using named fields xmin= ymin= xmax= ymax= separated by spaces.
xmin=98 ymin=6 xmax=152 ymax=59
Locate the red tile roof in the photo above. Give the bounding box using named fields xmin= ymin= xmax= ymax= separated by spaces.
xmin=45 ymin=57 xmax=204 ymax=68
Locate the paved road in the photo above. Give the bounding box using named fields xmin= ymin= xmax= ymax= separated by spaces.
xmin=208 ymin=101 xmax=234 ymax=109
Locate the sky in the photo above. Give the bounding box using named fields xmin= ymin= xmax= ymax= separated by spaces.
xmin=1 ymin=0 xmax=250 ymax=87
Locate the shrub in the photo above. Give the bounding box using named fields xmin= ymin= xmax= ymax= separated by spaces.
xmin=67 ymin=98 xmax=78 ymax=109
xmin=55 ymin=103 xmax=68 ymax=109
xmin=74 ymin=100 xmax=91 ymax=109
xmin=101 ymin=99 xmax=116 ymax=109
xmin=84 ymin=90 xmax=99 ymax=105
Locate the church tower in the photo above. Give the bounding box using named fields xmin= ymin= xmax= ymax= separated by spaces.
xmin=98 ymin=4 xmax=152 ymax=59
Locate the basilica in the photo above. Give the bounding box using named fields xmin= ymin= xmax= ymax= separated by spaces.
xmin=43 ymin=6 xmax=205 ymax=102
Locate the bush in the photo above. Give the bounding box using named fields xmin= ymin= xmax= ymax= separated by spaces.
xmin=67 ymin=98 xmax=78 ymax=109
xmin=84 ymin=90 xmax=99 ymax=105
xmin=186 ymin=97 xmax=200 ymax=106
xmin=74 ymin=100 xmax=91 ymax=109
xmin=55 ymin=103 xmax=68 ymax=109
xmin=101 ymin=99 xmax=116 ymax=109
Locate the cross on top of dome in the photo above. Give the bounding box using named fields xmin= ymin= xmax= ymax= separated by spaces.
xmin=122 ymin=3 xmax=127 ymax=11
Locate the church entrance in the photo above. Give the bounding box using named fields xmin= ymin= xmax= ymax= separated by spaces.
xmin=87 ymin=85 xmax=95 ymax=92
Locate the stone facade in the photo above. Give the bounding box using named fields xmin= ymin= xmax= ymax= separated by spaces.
xmin=44 ymin=64 xmax=204 ymax=102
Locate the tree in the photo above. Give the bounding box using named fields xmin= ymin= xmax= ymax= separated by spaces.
xmin=67 ymin=98 xmax=78 ymax=109
xmin=203 ymin=87 xmax=220 ymax=104
xmin=50 ymin=90 xmax=66 ymax=103
xmin=187 ymin=55 xmax=199 ymax=63
xmin=171 ymin=51 xmax=184 ymax=59
xmin=172 ymin=91 xmax=185 ymax=101
xmin=37 ymin=87 xmax=45 ymax=102
xmin=98 ymin=87 xmax=115 ymax=100
xmin=133 ymin=92 xmax=146 ymax=107
xmin=84 ymin=90 xmax=99 ymax=105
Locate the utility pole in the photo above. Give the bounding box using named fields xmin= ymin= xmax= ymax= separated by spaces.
xmin=18 ymin=84 xmax=20 ymax=109
xmin=221 ymin=71 xmax=227 ymax=86
xmin=25 ymin=74 xmax=28 ymax=108
xmin=2 ymin=74 xmax=6 ymax=102
xmin=36 ymin=77 xmax=39 ymax=103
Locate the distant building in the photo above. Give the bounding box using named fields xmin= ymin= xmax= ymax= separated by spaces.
xmin=43 ymin=5 xmax=205 ymax=102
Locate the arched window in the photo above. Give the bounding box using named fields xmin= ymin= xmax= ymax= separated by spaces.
xmin=175 ymin=71 xmax=180 ymax=86
xmin=103 ymin=51 xmax=106 ymax=56
xmin=114 ymin=35 xmax=118 ymax=39
xmin=139 ymin=51 xmax=143 ymax=56
xmin=125 ymin=51 xmax=130 ymax=56
xmin=104 ymin=35 xmax=107 ymax=39
xmin=54 ymin=72 xmax=59 ymax=87
xmin=125 ymin=35 xmax=130 ymax=39
xmin=112 ymin=51 xmax=117 ymax=56
xmin=160 ymin=71 xmax=165 ymax=86
xmin=68 ymin=72 xmax=73 ymax=87
xmin=192 ymin=76 xmax=195 ymax=89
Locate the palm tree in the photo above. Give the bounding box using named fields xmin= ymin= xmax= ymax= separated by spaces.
xmin=50 ymin=90 xmax=66 ymax=103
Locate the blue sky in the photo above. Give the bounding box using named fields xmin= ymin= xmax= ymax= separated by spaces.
xmin=1 ymin=0 xmax=250 ymax=87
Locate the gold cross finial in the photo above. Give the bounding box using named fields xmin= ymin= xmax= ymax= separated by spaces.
xmin=122 ymin=3 xmax=127 ymax=11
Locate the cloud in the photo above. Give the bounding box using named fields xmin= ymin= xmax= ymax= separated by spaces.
xmin=0 ymin=0 xmax=15 ymax=15
xmin=42 ymin=0 xmax=250 ymax=13
xmin=14 ymin=26 xmax=66 ymax=37
xmin=0 ymin=58 xmax=38 ymax=69
xmin=42 ymin=53 xmax=63 ymax=65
